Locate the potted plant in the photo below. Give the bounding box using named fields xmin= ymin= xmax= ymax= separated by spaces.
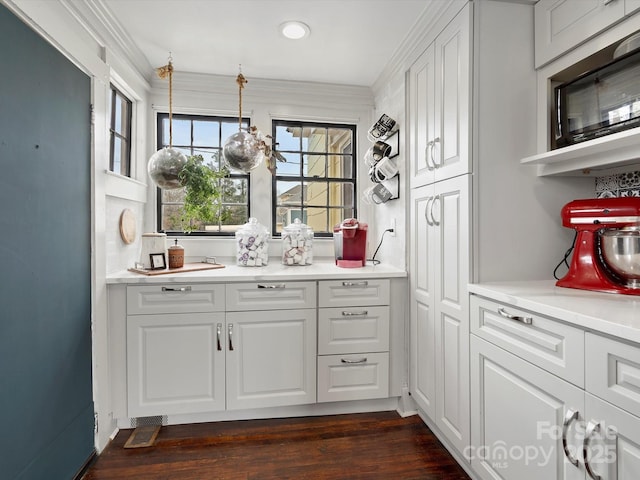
xmin=177 ymin=154 xmax=230 ymax=232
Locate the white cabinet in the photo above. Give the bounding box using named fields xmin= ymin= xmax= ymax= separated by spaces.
xmin=470 ymin=292 xmax=640 ymax=480
xmin=226 ymin=308 xmax=316 ymax=410
xmin=126 ymin=284 xmax=226 ymax=417
xmin=534 ymin=0 xmax=626 ymax=68
xmin=408 ymin=3 xmax=471 ymax=189
xmin=409 ymin=174 xmax=470 ymax=455
xmin=126 ymin=281 xmax=316 ymax=418
xmin=317 ymin=280 xmax=390 ymax=402
xmin=471 ymin=335 xmax=585 ymax=480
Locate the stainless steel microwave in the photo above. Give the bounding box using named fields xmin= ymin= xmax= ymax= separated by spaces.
xmin=554 ymin=48 xmax=640 ymax=149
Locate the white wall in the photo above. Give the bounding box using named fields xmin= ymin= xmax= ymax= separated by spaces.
xmin=146 ymin=72 xmax=376 ymax=262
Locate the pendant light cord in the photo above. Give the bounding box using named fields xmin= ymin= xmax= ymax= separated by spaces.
xmin=156 ymin=54 xmax=175 ymax=147
xmin=236 ymin=67 xmax=247 ymax=131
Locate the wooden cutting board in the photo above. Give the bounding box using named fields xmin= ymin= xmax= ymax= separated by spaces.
xmin=128 ymin=262 xmax=225 ymax=276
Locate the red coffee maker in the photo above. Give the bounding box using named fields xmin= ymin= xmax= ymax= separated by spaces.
xmin=557 ymin=197 xmax=640 ymax=295
xmin=333 ymin=218 xmax=368 ymax=267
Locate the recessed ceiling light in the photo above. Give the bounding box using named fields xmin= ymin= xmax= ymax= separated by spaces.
xmin=280 ymin=21 xmax=310 ymax=40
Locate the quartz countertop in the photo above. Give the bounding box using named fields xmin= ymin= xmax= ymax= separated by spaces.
xmin=106 ymin=258 xmax=407 ymax=285
xmin=469 ymin=280 xmax=640 ymax=344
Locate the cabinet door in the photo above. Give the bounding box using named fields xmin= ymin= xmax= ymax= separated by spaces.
xmin=471 ymin=336 xmax=585 ymax=480
xmin=226 ymin=309 xmax=316 ymax=410
xmin=534 ymin=0 xmax=625 ymax=67
xmin=433 ymin=3 xmax=471 ymax=183
xmin=408 ymin=43 xmax=436 ymax=189
xmin=127 ymin=313 xmax=226 ymax=417
xmin=432 ymin=174 xmax=471 ymax=455
xmin=585 ymin=392 xmax=640 ymax=480
xmin=409 ymin=184 xmax=437 ymax=418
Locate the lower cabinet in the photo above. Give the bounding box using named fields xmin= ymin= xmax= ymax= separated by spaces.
xmin=470 ymin=335 xmax=585 ymax=480
xmin=470 ymin=293 xmax=640 ymax=480
xmin=127 ymin=312 xmax=226 ymax=417
xmin=225 ymin=309 xmax=316 ymax=410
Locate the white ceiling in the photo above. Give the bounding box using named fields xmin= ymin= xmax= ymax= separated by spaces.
xmin=102 ymin=0 xmax=430 ymax=86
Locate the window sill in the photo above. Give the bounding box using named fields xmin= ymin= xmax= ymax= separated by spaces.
xmin=104 ymin=170 xmax=147 ymax=202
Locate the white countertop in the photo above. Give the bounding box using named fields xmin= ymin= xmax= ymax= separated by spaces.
xmin=469 ymin=280 xmax=640 ymax=344
xmin=106 ymin=259 xmax=407 ymax=285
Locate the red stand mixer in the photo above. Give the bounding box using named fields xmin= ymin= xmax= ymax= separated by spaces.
xmin=557 ymin=198 xmax=640 ymax=295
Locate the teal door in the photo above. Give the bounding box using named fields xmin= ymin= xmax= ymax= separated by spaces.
xmin=0 ymin=4 xmax=94 ymax=479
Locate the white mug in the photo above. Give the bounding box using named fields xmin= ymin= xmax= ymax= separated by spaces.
xmin=371 ymin=156 xmax=398 ymax=183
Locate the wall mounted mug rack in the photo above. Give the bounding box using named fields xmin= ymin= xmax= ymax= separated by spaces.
xmin=364 ymin=125 xmax=400 ymax=203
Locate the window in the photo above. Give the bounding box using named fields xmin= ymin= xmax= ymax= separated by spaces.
xmin=272 ymin=120 xmax=356 ymax=236
xmin=156 ymin=113 xmax=250 ymax=235
xmin=109 ymin=85 xmax=132 ymax=176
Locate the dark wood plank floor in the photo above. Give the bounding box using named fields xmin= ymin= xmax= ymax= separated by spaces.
xmin=82 ymin=411 xmax=470 ymax=479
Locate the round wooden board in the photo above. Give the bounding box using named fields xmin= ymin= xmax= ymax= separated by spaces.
xmin=119 ymin=208 xmax=136 ymax=244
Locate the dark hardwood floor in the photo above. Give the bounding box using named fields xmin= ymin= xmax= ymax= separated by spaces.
xmin=82 ymin=411 xmax=470 ymax=479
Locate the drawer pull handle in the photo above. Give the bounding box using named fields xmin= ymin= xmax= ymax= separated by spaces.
xmin=342 ymin=311 xmax=368 ymax=316
xmin=341 ymin=357 xmax=367 ymax=364
xmin=161 ymin=286 xmax=192 ymax=292
xmin=342 ymin=281 xmax=369 ymax=287
xmin=562 ymin=409 xmax=580 ymax=467
xmin=257 ymin=283 xmax=286 ymax=289
xmin=216 ymin=323 xmax=223 ymax=351
xmin=583 ymin=421 xmax=602 ymax=480
xmin=228 ymin=323 xmax=234 ymax=351
xmin=497 ymin=307 xmax=532 ymax=325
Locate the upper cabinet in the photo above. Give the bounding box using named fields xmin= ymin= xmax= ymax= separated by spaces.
xmin=535 ymin=0 xmax=625 ymax=68
xmin=527 ymin=1 xmax=640 ymax=176
xmin=408 ymin=4 xmax=471 ymax=189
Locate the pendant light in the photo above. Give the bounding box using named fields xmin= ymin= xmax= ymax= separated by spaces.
xmin=222 ymin=68 xmax=266 ymax=173
xmin=147 ymin=54 xmax=187 ymax=189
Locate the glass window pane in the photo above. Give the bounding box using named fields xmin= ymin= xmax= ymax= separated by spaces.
xmin=114 ymin=94 xmax=122 ymax=132
xmin=276 ymin=180 xmax=302 ymax=206
xmin=304 ymin=153 xmax=326 ymax=177
xmin=221 ymin=205 xmax=248 ymax=229
xmin=276 ymin=125 xmax=301 ymax=151
xmin=276 ymin=152 xmax=302 ymax=177
xmin=161 ymin=204 xmax=185 ymax=231
xmin=306 ymin=207 xmax=329 ymax=233
xmin=306 ymin=128 xmax=327 ymax=153
xmin=171 ymin=118 xmax=191 ymax=146
xmin=306 ymin=181 xmax=328 ymax=206
xmin=112 ymin=137 xmax=121 ymax=173
xmin=193 ymin=120 xmax=218 ymax=147
xmin=162 ymin=187 xmax=185 ymax=203
xmin=118 ymin=138 xmax=129 ymax=176
xmin=327 ymin=154 xmax=353 ymax=178
xmin=221 ymin=177 xmax=248 ymax=204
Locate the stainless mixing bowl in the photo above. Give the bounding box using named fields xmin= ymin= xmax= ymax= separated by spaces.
xmin=600 ymin=227 xmax=640 ymax=286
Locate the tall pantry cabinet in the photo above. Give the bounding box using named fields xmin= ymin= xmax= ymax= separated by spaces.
xmin=408 ymin=1 xmax=471 ymax=458
xmin=407 ymin=0 xmax=594 ymax=464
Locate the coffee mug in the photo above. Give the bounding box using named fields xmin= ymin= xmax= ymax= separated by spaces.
xmin=364 ymin=141 xmax=392 ymax=167
xmin=367 ymin=114 xmax=397 ymax=141
xmin=363 ymin=183 xmax=393 ymax=204
xmin=371 ymin=156 xmax=398 ymax=183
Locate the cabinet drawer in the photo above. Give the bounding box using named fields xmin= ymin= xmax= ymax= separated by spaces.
xmin=317 ymin=352 xmax=389 ymax=403
xmin=318 ymin=306 xmax=389 ymax=355
xmin=127 ymin=284 xmax=225 ymax=315
xmin=318 ymin=279 xmax=390 ymax=307
xmin=226 ymin=281 xmax=316 ymax=311
xmin=586 ymin=332 xmax=640 ymax=418
xmin=471 ymin=295 xmax=584 ymax=387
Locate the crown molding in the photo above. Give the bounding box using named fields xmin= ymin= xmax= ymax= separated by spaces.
xmin=372 ymin=0 xmax=466 ymax=96
xmin=152 ymin=71 xmax=375 ymax=109
xmin=62 ymin=0 xmax=154 ymax=84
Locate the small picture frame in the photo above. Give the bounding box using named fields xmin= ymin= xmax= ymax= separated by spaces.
xmin=149 ymin=253 xmax=166 ymax=270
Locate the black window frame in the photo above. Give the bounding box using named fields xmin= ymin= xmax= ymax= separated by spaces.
xmin=271 ymin=120 xmax=357 ymax=238
xmin=109 ymin=84 xmax=132 ymax=177
xmin=155 ymin=112 xmax=251 ymax=236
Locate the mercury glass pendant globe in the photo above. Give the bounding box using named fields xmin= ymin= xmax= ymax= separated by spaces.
xmin=147 ymin=147 xmax=188 ymax=189
xmin=223 ymin=131 xmax=265 ymax=173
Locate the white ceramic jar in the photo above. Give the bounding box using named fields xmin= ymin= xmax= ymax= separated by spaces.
xmin=139 ymin=232 xmax=167 ymax=269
